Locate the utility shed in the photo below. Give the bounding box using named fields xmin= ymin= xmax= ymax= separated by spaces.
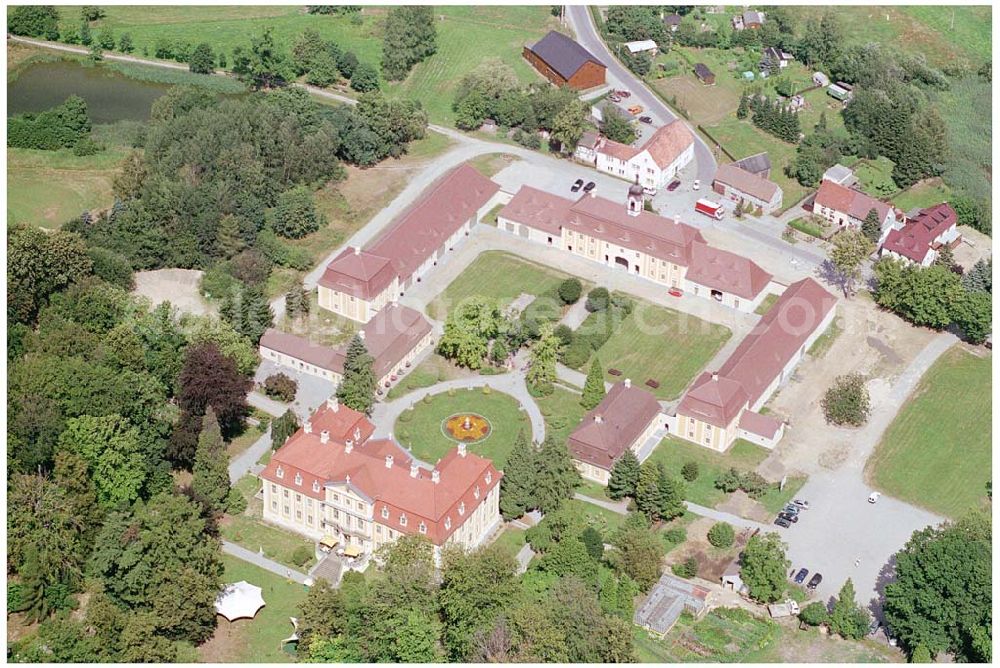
xmin=634 ymin=574 xmax=710 ymax=635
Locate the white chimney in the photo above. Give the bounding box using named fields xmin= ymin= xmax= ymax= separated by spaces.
xmin=353 ymin=427 xmax=361 ymax=442
xmin=320 ymin=430 xmax=330 ymax=444
xmin=594 ymin=414 xmax=603 ymax=424
xmin=345 ymin=439 xmax=353 ymax=453
xmin=327 ymin=397 xmax=339 ymax=412
xmin=711 ymin=372 xmax=719 ymax=382
xmin=303 ymin=420 xmax=312 ymax=434
xmin=458 ymin=443 xmax=467 ymax=457
xmin=353 ymin=246 xmax=361 ymax=255
xmin=590 ymin=191 xmax=597 ymax=198
xmin=432 ymin=470 xmax=440 ymax=484
xmin=624 ymin=378 xmax=631 ymax=388
xmin=385 ymin=455 xmax=393 ymax=469
xmin=410 ymin=463 xmax=419 ymax=478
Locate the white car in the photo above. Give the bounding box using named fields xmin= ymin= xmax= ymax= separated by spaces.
xmin=692 ymin=179 xmax=701 ymax=191
xmin=868 ymin=492 xmax=881 ymax=504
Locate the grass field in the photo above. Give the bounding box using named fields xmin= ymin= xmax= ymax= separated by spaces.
xmin=491 ymin=526 xmax=528 ymax=560
xmin=535 ymin=385 xmax=587 ymax=447
xmin=645 ymin=436 xmax=771 ymax=508
xmin=427 ymin=251 xmax=581 ymax=321
xmin=385 ymin=354 xmax=470 ymax=400
xmin=635 ymin=606 xmax=901 ymax=663
xmin=589 ymin=302 xmax=731 ymax=400
xmin=55 ymin=5 xmax=557 ymax=125
xmin=867 ymin=346 xmax=992 ymax=518
xmin=855 ymin=157 xmax=899 ymax=199
xmin=7 ymin=146 xmax=126 ymax=228
xmin=198 ymin=555 xmax=307 ymax=663
xmin=395 ymin=388 xmax=531 ymax=467
xmin=932 ymin=75 xmax=992 ymax=205
xmin=892 ymin=178 xmax=953 ymax=214
xmin=754 ymin=293 xmax=779 ymax=316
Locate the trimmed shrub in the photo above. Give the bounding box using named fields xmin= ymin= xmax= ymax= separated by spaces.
xmin=822 ymin=373 xmax=870 ymax=426
xmin=585 ymin=287 xmax=611 ymax=312
xmin=558 ymin=278 xmax=583 ymax=304
xmin=561 ymin=336 xmax=591 ymax=369
xmin=707 ymin=522 xmax=735 ymax=548
xmin=681 ymin=461 xmax=699 ymax=482
xmin=263 ymin=373 xmax=297 ymax=402
xmin=291 ymin=545 xmax=313 ymax=567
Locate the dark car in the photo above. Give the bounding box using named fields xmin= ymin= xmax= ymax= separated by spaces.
xmin=639 ymin=116 xmax=653 ymax=124
xmin=583 ymin=181 xmax=597 ymax=192
xmin=667 ymin=179 xmax=682 ymax=192
xmin=783 ymin=504 xmax=800 ymax=515
xmin=806 ymin=573 xmax=823 ymax=590
xmin=793 ymin=568 xmax=809 ymax=584
xmin=778 ymin=512 xmax=799 ymax=524
xmin=775 ymin=517 xmax=791 ymax=528
xmin=571 ymin=179 xmax=584 ymax=192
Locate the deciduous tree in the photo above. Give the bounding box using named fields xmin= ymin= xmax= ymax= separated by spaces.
xmin=58 ymin=413 xmax=148 ymax=509
xmin=828 ymin=578 xmax=871 ymax=640
xmin=830 ymin=228 xmax=874 ymax=296
xmin=740 ymin=532 xmax=789 ymax=603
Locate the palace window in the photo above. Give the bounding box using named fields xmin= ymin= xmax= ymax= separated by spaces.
xmin=474 ymin=486 xmax=480 ymax=500
xmin=485 ymin=472 xmax=493 ymax=484
xmin=283 ymin=489 xmax=289 ymax=498
xmin=418 ymin=522 xmax=427 ymax=534
xmin=458 ymin=502 xmax=466 ymax=516
xmin=271 ymin=484 xmax=277 ymax=494
xmin=381 ymin=506 xmax=389 ymax=519
xmin=444 ymin=517 xmax=452 ymax=530
xmin=313 ymin=481 xmax=321 ymax=493
xmin=400 ymin=514 xmax=408 ymax=527
xmin=294 ymin=473 xmax=302 ymax=486
xmin=276 ymin=466 xmax=284 ymax=479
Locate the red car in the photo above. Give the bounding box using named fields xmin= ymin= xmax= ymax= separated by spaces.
xmin=668 ymin=288 xmax=683 ymax=298
xmin=666 ymin=180 xmax=681 ymax=192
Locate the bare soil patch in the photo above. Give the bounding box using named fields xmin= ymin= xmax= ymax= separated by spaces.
xmin=132 ymin=268 xmax=214 ymax=316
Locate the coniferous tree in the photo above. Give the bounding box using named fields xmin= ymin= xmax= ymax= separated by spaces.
xmin=635 ymin=460 xmax=663 ymax=519
xmin=19 ymin=545 xmax=50 ymax=623
xmin=657 ymin=466 xmax=686 ymax=520
xmin=500 ymin=430 xmax=536 ymax=519
xmin=607 ymin=450 xmax=640 ymax=500
xmin=829 ymin=578 xmax=871 ymax=639
xmin=336 ymin=334 xmax=377 ymax=415
xmin=736 ymin=92 xmax=749 ymax=120
xmin=581 ymin=357 xmax=606 ymax=410
xmin=862 ymin=208 xmax=882 ymax=243
xmin=271 ymin=409 xmax=299 ymax=450
xmin=191 ymin=407 xmax=230 ymax=512
xmin=533 ymin=436 xmax=580 ymax=514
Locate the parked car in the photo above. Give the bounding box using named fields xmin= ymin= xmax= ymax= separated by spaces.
xmin=583 ymin=181 xmax=597 ymax=193
xmin=639 ymin=116 xmax=653 ymax=124
xmin=793 ymin=568 xmax=809 ymax=584
xmin=617 ymin=89 xmax=631 ymax=98
xmin=782 ymin=504 xmax=800 ymax=515
xmin=793 ymin=499 xmax=810 ymax=509
xmin=692 ymin=179 xmax=701 ymax=191
xmin=667 ymin=179 xmax=682 ymax=192
xmin=806 ymin=573 xmax=823 ymax=590
xmin=775 ymin=517 xmax=791 ymax=528
xmin=778 ymin=512 xmax=799 ymax=523
xmin=868 ymin=492 xmax=881 ymax=504
xmin=668 ymin=288 xmax=683 ymax=298
xmin=608 ymin=94 xmax=622 ymax=103
xmin=571 ymin=179 xmax=584 ymax=192
xmin=628 ymin=105 xmax=643 ymax=115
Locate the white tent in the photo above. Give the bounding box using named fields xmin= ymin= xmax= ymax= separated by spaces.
xmin=624 ymin=39 xmax=658 ymax=54
xmin=214 ymin=581 xmax=266 ymax=622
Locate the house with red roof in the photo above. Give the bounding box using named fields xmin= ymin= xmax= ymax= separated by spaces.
xmin=568 ymin=379 xmax=665 ymax=484
xmin=813 ymin=179 xmax=899 ymax=243
xmin=317 ymin=164 xmax=504 ymax=322
xmin=259 ymin=398 xmax=502 ymax=559
xmin=259 ymin=303 xmax=434 ymax=389
xmin=712 ymin=163 xmax=783 ymax=214
xmin=675 ymin=278 xmax=837 ymax=451
xmin=497 ymin=183 xmax=775 ymax=313
xmin=880 ymin=203 xmax=960 ymax=267
xmin=594 ymin=120 xmax=695 ymax=191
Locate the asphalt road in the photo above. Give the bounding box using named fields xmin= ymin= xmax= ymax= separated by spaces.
xmin=564 ymin=6 xmax=718 ymax=185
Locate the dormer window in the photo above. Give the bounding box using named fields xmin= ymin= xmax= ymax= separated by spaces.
xmin=458 ymin=502 xmax=465 ymax=516
xmin=474 ymin=486 xmax=480 ymax=500
xmin=399 ymin=514 xmax=407 ymax=527
xmin=312 ymin=481 xmax=320 ymax=493
xmin=276 ymin=466 xmax=284 ymax=479
xmin=418 ymin=522 xmax=427 ymax=534
xmin=381 ymin=506 xmax=389 ymax=519
xmin=294 ymin=473 xmax=302 ymax=486
xmin=444 ymin=517 xmax=452 ymax=530
xmin=485 ymin=472 xmax=492 ymax=484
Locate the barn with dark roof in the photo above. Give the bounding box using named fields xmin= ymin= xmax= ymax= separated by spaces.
xmin=523 ymin=30 xmax=606 ymax=90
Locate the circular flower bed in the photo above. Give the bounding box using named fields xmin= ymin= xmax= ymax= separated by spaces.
xmin=442 ymin=413 xmax=492 ymax=444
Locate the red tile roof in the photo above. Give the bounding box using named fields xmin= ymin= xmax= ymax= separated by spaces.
xmin=642 ymin=120 xmax=694 ymax=170
xmin=259 ymin=304 xmax=432 ymax=381
xmin=713 ymin=163 xmax=780 ymax=202
xmin=599 ymin=137 xmax=639 ymax=162
xmin=738 ymin=410 xmax=783 ymax=439
xmin=678 ymin=278 xmax=836 ymax=427
xmin=686 ymin=241 xmax=773 ymax=300
xmin=881 ymin=203 xmax=957 ymax=263
xmin=318 ymin=164 xmax=499 ymax=300
xmin=318 ymin=247 xmax=396 ymax=301
xmin=568 ymin=381 xmax=662 ymax=469
xmin=368 ymin=164 xmax=500 ymax=284
xmin=499 ymin=185 xmax=572 ymax=236
xmin=259 ymin=400 xmax=500 ymax=545
xmin=814 ymin=179 xmax=892 ymax=223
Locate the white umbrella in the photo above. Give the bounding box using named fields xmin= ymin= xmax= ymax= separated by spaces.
xmin=214 ymin=581 xmax=266 ymax=622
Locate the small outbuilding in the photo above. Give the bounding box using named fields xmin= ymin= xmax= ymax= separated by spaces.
xmin=624 ymin=39 xmax=658 ymax=55
xmin=694 ymin=63 xmax=716 ymax=85
xmin=635 ymin=574 xmax=710 ymax=635
xmin=812 ymin=71 xmax=830 ymax=87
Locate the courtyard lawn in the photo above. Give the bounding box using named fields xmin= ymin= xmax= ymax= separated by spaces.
xmin=491 ymin=526 xmax=527 ymax=559
xmin=535 ymin=385 xmax=587 ymax=447
xmin=385 ymin=354 xmax=471 ymax=400
xmin=754 ymin=293 xmax=779 ymax=316
xmin=198 ymin=555 xmax=307 ymax=663
xmin=645 ymin=437 xmax=770 ymax=508
xmin=892 ymin=178 xmax=953 ymax=213
xmin=7 ymin=146 xmax=126 ymax=228
xmin=427 ymin=251 xmax=583 ymax=320
xmin=590 ymin=302 xmax=731 ymax=400
xmin=567 ymin=498 xmax=627 ymax=536
xmin=394 ymin=388 xmax=531 ymax=467
xmin=867 ymin=346 xmax=992 ymax=518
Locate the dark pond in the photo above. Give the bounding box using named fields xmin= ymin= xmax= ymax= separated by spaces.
xmin=8 ymin=60 xmax=172 ymax=123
